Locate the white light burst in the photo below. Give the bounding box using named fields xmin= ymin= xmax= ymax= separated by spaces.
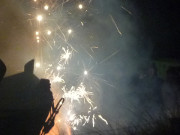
xmin=60 ymin=47 xmax=72 ymax=64
xmin=51 ymin=75 xmax=65 ymax=83
xmin=62 ymin=83 xmax=93 ymax=104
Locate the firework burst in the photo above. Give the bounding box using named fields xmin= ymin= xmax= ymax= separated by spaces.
xmin=28 ymin=0 xmax=109 ymax=134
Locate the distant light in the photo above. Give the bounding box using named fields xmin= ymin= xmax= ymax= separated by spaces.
xmin=78 ymin=4 xmax=83 ymax=9
xmin=84 ymin=70 xmax=88 ymax=75
xmin=68 ymin=29 xmax=72 ymax=34
xmin=35 ymin=31 xmax=39 ymax=35
xmin=47 ymin=30 xmax=51 ymax=35
xmin=44 ymin=5 xmax=49 ymax=10
xmin=36 ymin=36 xmax=40 ymax=40
xmin=34 ymin=0 xmax=37 ymax=2
xmin=35 ymin=62 xmax=40 ymax=68
xmin=37 ymin=40 xmax=40 ymax=43
xmin=37 ymin=15 xmax=43 ymax=22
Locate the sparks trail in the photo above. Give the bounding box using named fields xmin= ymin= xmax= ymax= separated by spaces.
xmin=110 ymin=14 xmax=122 ymax=36
xmin=99 ymin=49 xmax=120 ymax=65
xmin=89 ymin=49 xmax=120 ymax=72
xmin=121 ymin=6 xmax=132 ymax=15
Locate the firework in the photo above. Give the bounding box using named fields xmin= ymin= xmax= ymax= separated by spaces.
xmin=51 ymin=74 xmax=65 ymax=83
xmin=60 ymin=47 xmax=72 ymax=64
xmin=29 ymin=0 xmax=108 ymax=133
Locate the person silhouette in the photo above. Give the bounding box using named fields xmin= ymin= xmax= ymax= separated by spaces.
xmin=0 ymin=59 xmax=54 ymax=135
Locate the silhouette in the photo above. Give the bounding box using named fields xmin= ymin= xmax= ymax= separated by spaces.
xmin=0 ymin=59 xmax=6 ymax=82
xmin=0 ymin=59 xmax=64 ymax=135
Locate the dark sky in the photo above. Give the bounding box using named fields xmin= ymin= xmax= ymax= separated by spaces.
xmin=132 ymin=0 xmax=179 ymax=60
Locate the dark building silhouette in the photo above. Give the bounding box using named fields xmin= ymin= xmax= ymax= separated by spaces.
xmin=0 ymin=60 xmax=54 ymax=135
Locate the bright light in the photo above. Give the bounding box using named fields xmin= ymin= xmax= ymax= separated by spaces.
xmin=34 ymin=0 xmax=37 ymax=2
xmin=35 ymin=62 xmax=40 ymax=68
xmin=44 ymin=5 xmax=49 ymax=10
xmin=68 ymin=29 xmax=72 ymax=34
xmin=84 ymin=70 xmax=88 ymax=75
xmin=35 ymin=31 xmax=39 ymax=35
xmin=37 ymin=40 xmax=40 ymax=43
xmin=60 ymin=47 xmax=72 ymax=64
xmin=36 ymin=15 xmax=43 ymax=22
xmin=47 ymin=30 xmax=51 ymax=35
xmin=57 ymin=66 xmax=61 ymax=70
xmin=36 ymin=36 xmax=40 ymax=40
xmin=51 ymin=75 xmax=65 ymax=83
xmin=78 ymin=4 xmax=83 ymax=9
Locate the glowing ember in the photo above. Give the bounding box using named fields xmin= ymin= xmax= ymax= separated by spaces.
xmin=47 ymin=30 xmax=51 ymax=35
xmin=36 ymin=15 xmax=43 ymax=22
xmin=44 ymin=5 xmax=49 ymax=10
xmin=84 ymin=70 xmax=88 ymax=75
xmin=35 ymin=62 xmax=40 ymax=68
xmin=35 ymin=31 xmax=39 ymax=35
xmin=68 ymin=29 xmax=72 ymax=34
xmin=78 ymin=4 xmax=83 ymax=9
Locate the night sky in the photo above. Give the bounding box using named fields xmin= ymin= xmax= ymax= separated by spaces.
xmin=132 ymin=0 xmax=179 ymax=59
